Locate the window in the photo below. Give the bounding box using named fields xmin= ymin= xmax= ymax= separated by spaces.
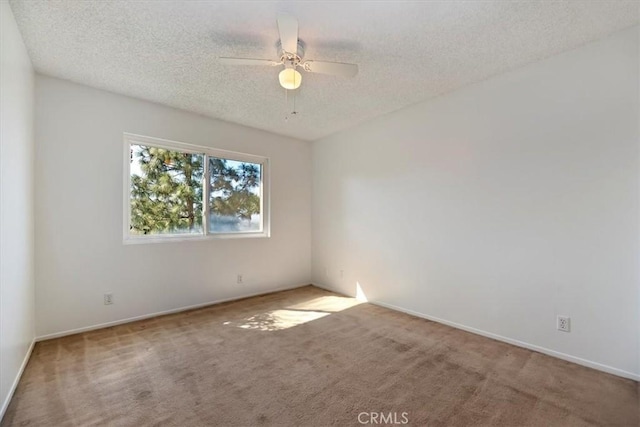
xmin=124 ymin=133 xmax=269 ymax=243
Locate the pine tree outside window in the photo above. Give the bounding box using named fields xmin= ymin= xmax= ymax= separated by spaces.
xmin=124 ymin=133 xmax=269 ymax=243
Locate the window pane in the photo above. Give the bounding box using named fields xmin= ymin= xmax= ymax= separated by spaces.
xmin=130 ymin=144 xmax=204 ymax=235
xmin=209 ymin=157 xmax=262 ymax=233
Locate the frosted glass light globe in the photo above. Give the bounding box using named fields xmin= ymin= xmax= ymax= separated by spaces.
xmin=279 ymin=68 xmax=302 ymax=90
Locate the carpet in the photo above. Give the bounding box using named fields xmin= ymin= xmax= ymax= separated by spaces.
xmin=2 ymin=286 xmax=637 ymax=426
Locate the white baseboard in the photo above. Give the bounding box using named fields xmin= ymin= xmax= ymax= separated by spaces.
xmin=311 ymin=282 xmax=351 ymax=297
xmin=0 ymin=339 xmax=35 ymax=421
xmin=311 ymin=282 xmax=639 ymax=382
xmin=36 ymin=283 xmax=310 ymax=342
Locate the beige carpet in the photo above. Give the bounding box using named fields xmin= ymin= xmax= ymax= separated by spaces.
xmin=2 ymin=286 xmax=638 ymax=426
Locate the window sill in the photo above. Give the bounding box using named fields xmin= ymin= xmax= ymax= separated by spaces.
xmin=123 ymin=232 xmax=270 ymax=245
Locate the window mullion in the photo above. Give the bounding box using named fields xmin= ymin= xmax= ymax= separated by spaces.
xmin=203 ymin=155 xmax=210 ymax=235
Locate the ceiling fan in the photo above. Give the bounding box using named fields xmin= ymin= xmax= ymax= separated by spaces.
xmin=219 ymin=14 xmax=358 ymax=90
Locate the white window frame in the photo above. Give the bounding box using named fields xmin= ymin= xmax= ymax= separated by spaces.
xmin=123 ymin=133 xmax=270 ymax=244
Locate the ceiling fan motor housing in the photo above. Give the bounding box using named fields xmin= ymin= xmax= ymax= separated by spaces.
xmin=277 ymin=39 xmax=305 ymax=67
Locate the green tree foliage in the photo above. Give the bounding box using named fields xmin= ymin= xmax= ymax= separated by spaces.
xmin=130 ymin=146 xmax=204 ymax=234
xmin=130 ymin=146 xmax=261 ymax=235
xmin=209 ymin=159 xmax=260 ymax=224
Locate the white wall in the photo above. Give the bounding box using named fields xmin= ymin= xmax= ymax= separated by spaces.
xmin=0 ymin=0 xmax=36 ymax=417
xmin=312 ymin=26 xmax=640 ymax=379
xmin=35 ymin=76 xmax=311 ymax=338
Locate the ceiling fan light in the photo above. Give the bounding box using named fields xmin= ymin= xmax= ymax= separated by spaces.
xmin=279 ymin=68 xmax=302 ymax=90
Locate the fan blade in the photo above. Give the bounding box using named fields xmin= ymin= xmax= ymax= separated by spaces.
xmin=302 ymin=60 xmax=358 ymax=77
xmin=219 ymin=57 xmax=280 ymax=67
xmin=277 ymin=14 xmax=298 ymax=55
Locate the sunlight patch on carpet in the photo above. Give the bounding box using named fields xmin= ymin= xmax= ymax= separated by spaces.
xmin=287 ymin=295 xmax=362 ymax=313
xmin=224 ymin=294 xmax=363 ymax=331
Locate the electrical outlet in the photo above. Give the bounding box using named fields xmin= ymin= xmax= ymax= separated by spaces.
xmin=340 ymin=270 xmax=344 ymax=280
xmin=104 ymin=293 xmax=114 ymax=305
xmin=237 ymin=274 xmax=243 ymax=284
xmin=557 ymin=315 xmax=570 ymax=332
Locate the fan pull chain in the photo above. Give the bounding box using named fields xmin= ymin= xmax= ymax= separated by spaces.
xmin=284 ymin=87 xmax=289 ymax=121
xmin=285 ymin=87 xmax=298 ymax=121
xmin=293 ymin=91 xmax=296 ymax=114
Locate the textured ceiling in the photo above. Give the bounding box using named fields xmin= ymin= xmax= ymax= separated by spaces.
xmin=9 ymin=1 xmax=639 ymax=141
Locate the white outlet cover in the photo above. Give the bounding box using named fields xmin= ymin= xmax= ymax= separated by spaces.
xmin=557 ymin=315 xmax=570 ymax=332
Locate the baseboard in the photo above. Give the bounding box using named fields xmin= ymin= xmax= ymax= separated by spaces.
xmin=0 ymin=339 xmax=35 ymax=421
xmin=311 ymin=282 xmax=351 ymax=297
xmin=36 ymin=283 xmax=310 ymax=342
xmin=311 ymin=282 xmax=640 ymax=382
